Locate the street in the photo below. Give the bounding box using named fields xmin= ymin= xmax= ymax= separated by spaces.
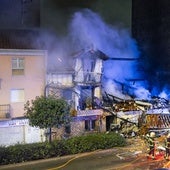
xmin=0 ymin=138 xmax=169 ymax=170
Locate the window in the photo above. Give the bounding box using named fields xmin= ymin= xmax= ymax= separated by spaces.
xmin=12 ymin=58 xmax=24 ymax=75
xmin=11 ymin=89 xmax=25 ymax=102
xmin=85 ymin=120 xmax=96 ymax=131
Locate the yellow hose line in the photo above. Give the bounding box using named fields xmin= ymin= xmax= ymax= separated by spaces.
xmin=47 ymin=156 xmax=78 ymax=170
xmin=163 ymin=160 xmax=170 ymax=168
xmin=47 ymin=150 xmax=101 ymax=170
xmin=47 ymin=139 xmax=147 ymax=170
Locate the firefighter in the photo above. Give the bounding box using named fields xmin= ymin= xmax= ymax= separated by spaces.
xmin=144 ymin=133 xmax=150 ymax=150
xmin=165 ymin=133 xmax=170 ymax=160
xmin=147 ymin=132 xmax=156 ymax=159
xmin=144 ymin=133 xmax=150 ymax=143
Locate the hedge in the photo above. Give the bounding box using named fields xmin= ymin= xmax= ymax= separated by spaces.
xmin=0 ymin=132 xmax=126 ymax=165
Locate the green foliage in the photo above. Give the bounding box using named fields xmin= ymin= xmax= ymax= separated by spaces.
xmin=65 ymin=132 xmax=126 ymax=154
xmin=24 ymin=96 xmax=70 ymax=129
xmin=0 ymin=132 xmax=126 ymax=165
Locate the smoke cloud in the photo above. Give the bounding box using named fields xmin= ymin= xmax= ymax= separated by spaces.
xmin=68 ymin=9 xmax=149 ymax=99
xmin=37 ymin=9 xmax=169 ymax=100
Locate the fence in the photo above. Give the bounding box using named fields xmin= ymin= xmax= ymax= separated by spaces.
xmin=0 ymin=119 xmax=46 ymax=146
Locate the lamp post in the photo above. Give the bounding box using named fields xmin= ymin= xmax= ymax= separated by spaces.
xmin=44 ymin=84 xmax=52 ymax=142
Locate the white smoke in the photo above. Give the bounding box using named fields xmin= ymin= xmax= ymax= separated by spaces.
xmin=134 ymin=87 xmax=151 ymax=100
xmin=69 ymin=9 xmax=143 ymax=99
xmin=159 ymin=91 xmax=168 ymax=99
xmin=33 ymin=30 xmax=74 ymax=72
xmin=69 ymin=9 xmax=139 ymax=59
xmin=38 ymin=9 xmax=169 ymax=100
xmin=103 ymin=79 xmax=132 ymax=100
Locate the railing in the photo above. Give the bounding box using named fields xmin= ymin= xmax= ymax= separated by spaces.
xmin=47 ymin=73 xmax=74 ymax=88
xmin=77 ymin=109 xmax=103 ymax=116
xmin=0 ymin=104 xmax=11 ymax=119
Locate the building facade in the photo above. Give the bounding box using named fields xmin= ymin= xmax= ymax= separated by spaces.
xmin=0 ymin=49 xmax=47 ymax=146
xmin=46 ymin=49 xmax=107 ymax=139
xmin=0 ymin=49 xmax=47 ymax=119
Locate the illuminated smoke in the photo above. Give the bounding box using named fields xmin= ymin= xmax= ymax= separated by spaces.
xmin=69 ymin=9 xmax=149 ymax=99
xmin=34 ymin=31 xmax=73 ymax=72
xmin=69 ymin=9 xmax=139 ymax=59
xmin=37 ymin=9 xmax=169 ymax=100
xmin=134 ymin=87 xmax=151 ymax=100
xmin=158 ymin=88 xmax=170 ymax=100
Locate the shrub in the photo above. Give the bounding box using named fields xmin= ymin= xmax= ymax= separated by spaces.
xmin=0 ymin=132 xmax=126 ymax=165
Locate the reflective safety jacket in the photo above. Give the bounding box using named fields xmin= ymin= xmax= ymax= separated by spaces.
xmin=148 ymin=137 xmax=155 ymax=148
xmin=165 ymin=137 xmax=170 ymax=149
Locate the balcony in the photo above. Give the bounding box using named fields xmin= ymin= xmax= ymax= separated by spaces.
xmin=0 ymin=104 xmax=11 ymax=119
xmin=47 ymin=72 xmax=74 ymax=88
xmin=72 ymin=109 xmax=103 ymax=122
xmin=77 ymin=109 xmax=103 ymax=116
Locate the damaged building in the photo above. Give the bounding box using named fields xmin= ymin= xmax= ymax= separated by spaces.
xmin=45 ymin=49 xmax=108 ymax=139
xmin=0 ymin=0 xmax=170 ymax=146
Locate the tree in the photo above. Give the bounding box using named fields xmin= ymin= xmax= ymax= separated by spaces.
xmin=24 ymin=95 xmax=70 ymax=142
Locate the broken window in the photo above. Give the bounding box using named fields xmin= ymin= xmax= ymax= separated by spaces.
xmin=85 ymin=120 xmax=96 ymax=131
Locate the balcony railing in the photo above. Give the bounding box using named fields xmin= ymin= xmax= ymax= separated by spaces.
xmin=77 ymin=109 xmax=103 ymax=116
xmin=0 ymin=104 xmax=11 ymax=119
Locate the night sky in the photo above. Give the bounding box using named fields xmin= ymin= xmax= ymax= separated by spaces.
xmin=41 ymin=0 xmax=131 ymax=35
xmin=0 ymin=0 xmax=131 ymax=34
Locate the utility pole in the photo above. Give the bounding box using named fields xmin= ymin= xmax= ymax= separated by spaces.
xmin=44 ymin=84 xmax=52 ymax=143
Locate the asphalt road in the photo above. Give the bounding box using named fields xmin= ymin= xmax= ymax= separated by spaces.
xmin=0 ymin=138 xmax=169 ymax=170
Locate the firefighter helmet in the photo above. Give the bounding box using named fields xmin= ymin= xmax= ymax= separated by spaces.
xmin=150 ymin=132 xmax=155 ymax=138
xmin=167 ymin=133 xmax=170 ymax=138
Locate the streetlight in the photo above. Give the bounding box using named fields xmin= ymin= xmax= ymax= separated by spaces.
xmin=44 ymin=83 xmax=52 ymax=142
